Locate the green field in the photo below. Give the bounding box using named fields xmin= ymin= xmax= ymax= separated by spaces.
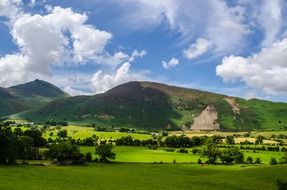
xmin=43 ymin=126 xmax=152 ymax=140
xmin=0 ymin=164 xmax=286 ymax=190
xmin=80 ymin=146 xmax=285 ymax=164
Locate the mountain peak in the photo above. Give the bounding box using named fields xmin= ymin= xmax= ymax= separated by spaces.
xmin=9 ymin=79 xmax=69 ymax=98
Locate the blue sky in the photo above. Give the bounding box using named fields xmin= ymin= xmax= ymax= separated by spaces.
xmin=0 ymin=0 xmax=287 ymax=102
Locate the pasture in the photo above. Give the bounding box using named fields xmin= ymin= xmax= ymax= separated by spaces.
xmin=43 ymin=125 xmax=152 ymax=140
xmin=0 ymin=164 xmax=286 ymax=190
xmin=80 ymin=146 xmax=285 ymax=164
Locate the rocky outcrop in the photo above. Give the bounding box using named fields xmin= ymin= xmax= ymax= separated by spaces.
xmin=191 ymin=105 xmax=220 ymax=130
xmin=224 ymin=97 xmax=240 ymax=114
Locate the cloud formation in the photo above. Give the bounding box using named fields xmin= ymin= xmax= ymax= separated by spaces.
xmin=0 ymin=5 xmax=112 ymax=87
xmin=183 ymin=38 xmax=213 ymax=60
xmin=216 ymin=38 xmax=287 ymax=95
xmin=91 ymin=62 xmax=148 ymax=93
xmin=162 ymin=57 xmax=179 ymax=69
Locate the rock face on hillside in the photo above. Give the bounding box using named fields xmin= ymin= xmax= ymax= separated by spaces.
xmin=191 ymin=105 xmax=220 ymax=130
xmin=224 ymin=97 xmax=240 ymax=114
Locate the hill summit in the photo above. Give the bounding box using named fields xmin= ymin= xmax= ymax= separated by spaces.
xmin=21 ymin=81 xmax=287 ymax=131
xmin=0 ymin=79 xmax=69 ymax=117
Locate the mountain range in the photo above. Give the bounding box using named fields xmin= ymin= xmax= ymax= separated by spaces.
xmin=2 ymin=80 xmax=287 ymax=131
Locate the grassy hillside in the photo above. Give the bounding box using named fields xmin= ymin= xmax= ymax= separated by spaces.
xmin=0 ymin=79 xmax=69 ymax=117
xmin=21 ymin=81 xmax=287 ymax=131
xmin=0 ymin=164 xmax=286 ymax=190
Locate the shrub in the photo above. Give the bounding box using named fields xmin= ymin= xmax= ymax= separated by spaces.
xmin=95 ymin=144 xmax=116 ymax=162
xmin=226 ymin=136 xmax=235 ymax=145
xmin=219 ymin=147 xmax=244 ymax=164
xmin=164 ymin=148 xmax=175 ymax=152
xmin=270 ymin=158 xmax=278 ymax=165
xmin=85 ymin=152 xmax=92 ymax=162
xmin=177 ymin=148 xmax=188 ymax=154
xmin=246 ymin=156 xmax=253 ymax=164
xmin=198 ymin=159 xmax=202 ymax=164
xmin=276 ymin=179 xmax=287 ymax=190
xmin=254 ymin=157 xmax=261 ymax=164
xmin=191 ymin=148 xmax=200 ymax=155
xmin=201 ymin=141 xmax=220 ymax=164
xmin=57 ymin=129 xmax=68 ymax=138
xmin=45 ymin=142 xmax=84 ymax=165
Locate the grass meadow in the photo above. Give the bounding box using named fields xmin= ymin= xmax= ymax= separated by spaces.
xmin=80 ymin=146 xmax=285 ymax=164
xmin=0 ymin=164 xmax=286 ymax=190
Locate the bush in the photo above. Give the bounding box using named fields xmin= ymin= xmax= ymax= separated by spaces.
xmin=95 ymin=144 xmax=116 ymax=162
xmin=198 ymin=159 xmax=202 ymax=164
xmin=164 ymin=148 xmax=175 ymax=152
xmin=270 ymin=158 xmax=278 ymax=165
xmin=276 ymin=179 xmax=287 ymax=190
xmin=219 ymin=147 xmax=244 ymax=164
xmin=57 ymin=129 xmax=68 ymax=138
xmin=85 ymin=152 xmax=92 ymax=162
xmin=191 ymin=148 xmax=200 ymax=155
xmin=45 ymin=142 xmax=84 ymax=165
xmin=246 ymin=156 xmax=253 ymax=164
xmin=254 ymin=157 xmax=261 ymax=164
xmin=201 ymin=141 xmax=220 ymax=164
xmin=177 ymin=148 xmax=188 ymax=154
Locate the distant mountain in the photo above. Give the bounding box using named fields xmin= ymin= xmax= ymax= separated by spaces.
xmin=0 ymin=79 xmax=69 ymax=117
xmin=21 ymin=81 xmax=287 ymax=131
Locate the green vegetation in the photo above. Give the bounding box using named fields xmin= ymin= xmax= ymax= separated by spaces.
xmin=19 ymin=81 xmax=287 ymax=131
xmin=0 ymin=79 xmax=69 ymax=117
xmin=80 ymin=146 xmax=286 ymax=164
xmin=43 ymin=126 xmax=151 ymax=140
xmin=0 ymin=164 xmax=286 ymax=190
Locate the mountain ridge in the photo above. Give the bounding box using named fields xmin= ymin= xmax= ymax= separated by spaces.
xmin=19 ymin=81 xmax=287 ymax=131
xmin=0 ymin=79 xmax=69 ymax=117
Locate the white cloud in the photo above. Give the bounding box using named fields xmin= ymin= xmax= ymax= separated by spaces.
xmin=216 ymin=38 xmax=287 ymax=95
xmin=129 ymin=50 xmax=147 ymax=62
xmin=162 ymin=57 xmax=179 ymax=69
xmin=0 ymin=0 xmax=21 ymax=20
xmin=183 ymin=38 xmax=213 ymax=60
xmin=239 ymin=0 xmax=284 ymax=47
xmin=0 ymin=6 xmax=112 ymax=87
xmin=63 ymin=86 xmax=91 ymax=96
xmin=113 ymin=0 xmax=249 ymax=53
xmin=72 ymin=25 xmax=112 ymax=63
xmin=91 ymin=49 xmax=146 ymax=68
xmin=91 ymin=62 xmax=148 ymax=94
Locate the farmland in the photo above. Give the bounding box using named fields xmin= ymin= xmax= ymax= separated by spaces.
xmin=0 ymin=164 xmax=286 ymax=190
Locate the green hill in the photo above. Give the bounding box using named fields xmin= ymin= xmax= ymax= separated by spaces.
xmin=0 ymin=79 xmax=69 ymax=117
xmin=20 ymin=81 xmax=287 ymax=131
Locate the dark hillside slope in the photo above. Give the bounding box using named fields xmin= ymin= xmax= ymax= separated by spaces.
xmin=21 ymin=81 xmax=287 ymax=131
xmin=0 ymin=79 xmax=69 ymax=117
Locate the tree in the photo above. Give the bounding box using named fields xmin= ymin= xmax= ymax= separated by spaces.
xmin=23 ymin=128 xmax=46 ymax=147
xmin=0 ymin=127 xmax=19 ymax=164
xmin=85 ymin=152 xmax=92 ymax=162
xmin=226 ymin=136 xmax=235 ymax=145
xmin=276 ymin=179 xmax=287 ymax=190
xmin=46 ymin=142 xmax=84 ymax=164
xmin=201 ymin=141 xmax=220 ymax=164
xmin=255 ymin=135 xmax=265 ymax=145
xmin=57 ymin=129 xmax=68 ymax=138
xmin=254 ymin=157 xmax=261 ymax=164
xmin=246 ymin=156 xmax=253 ymax=164
xmin=219 ymin=147 xmax=244 ymax=164
xmin=270 ymin=158 xmax=278 ymax=165
xmin=95 ymin=144 xmax=115 ymax=162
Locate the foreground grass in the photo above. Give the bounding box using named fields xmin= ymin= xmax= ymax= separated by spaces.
xmin=0 ymin=164 xmax=286 ymax=190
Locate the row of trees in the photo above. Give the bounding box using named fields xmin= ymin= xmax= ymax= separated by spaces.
xmin=0 ymin=125 xmax=116 ymax=165
xmin=0 ymin=126 xmax=46 ymax=164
